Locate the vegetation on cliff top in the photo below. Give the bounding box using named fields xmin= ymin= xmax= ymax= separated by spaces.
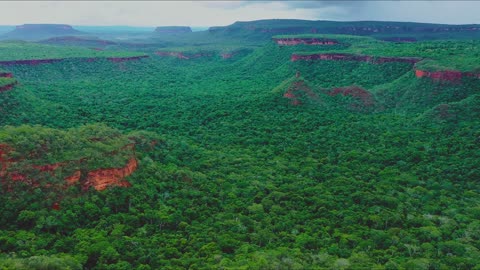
xmin=0 ymin=41 xmax=145 ymax=61
xmin=286 ymin=34 xmax=480 ymax=72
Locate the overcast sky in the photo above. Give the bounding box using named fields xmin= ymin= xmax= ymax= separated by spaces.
xmin=0 ymin=1 xmax=479 ymax=27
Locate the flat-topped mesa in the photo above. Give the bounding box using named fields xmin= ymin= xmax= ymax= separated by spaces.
xmin=3 ymin=24 xmax=83 ymax=40
xmin=291 ymin=53 xmax=421 ymax=64
xmin=415 ymin=69 xmax=480 ymax=81
xmin=273 ymin=37 xmax=338 ymax=46
xmin=16 ymin=24 xmax=74 ymax=31
xmin=154 ymin=26 xmax=192 ymax=34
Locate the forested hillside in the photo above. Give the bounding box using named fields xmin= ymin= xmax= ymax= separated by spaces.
xmin=0 ymin=23 xmax=479 ymax=269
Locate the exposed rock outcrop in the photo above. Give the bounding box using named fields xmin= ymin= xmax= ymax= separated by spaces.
xmin=291 ymin=53 xmax=421 ymax=64
xmin=221 ymin=53 xmax=234 ymax=59
xmin=283 ymin=80 xmax=319 ymax=106
xmin=328 ymin=86 xmax=375 ymax=108
xmin=415 ymin=69 xmax=480 ymax=81
xmin=0 ymin=82 xmax=16 ymax=92
xmin=1 ymin=143 xmax=138 ymax=192
xmin=0 ymin=72 xmax=13 ymax=78
xmin=273 ymin=37 xmax=338 ymax=46
xmin=83 ymin=158 xmax=136 ymax=191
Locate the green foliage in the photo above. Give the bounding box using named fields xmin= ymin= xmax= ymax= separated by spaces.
xmin=0 ymin=32 xmax=479 ymax=269
xmin=0 ymin=41 xmax=145 ymax=61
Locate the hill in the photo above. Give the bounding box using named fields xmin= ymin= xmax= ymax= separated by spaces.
xmin=208 ymin=19 xmax=480 ymax=41
xmin=0 ymin=24 xmax=86 ymax=41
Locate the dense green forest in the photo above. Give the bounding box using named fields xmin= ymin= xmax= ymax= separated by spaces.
xmin=0 ymin=24 xmax=479 ymax=270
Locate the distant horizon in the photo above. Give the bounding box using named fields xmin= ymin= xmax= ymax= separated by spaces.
xmin=2 ymin=17 xmax=480 ymax=30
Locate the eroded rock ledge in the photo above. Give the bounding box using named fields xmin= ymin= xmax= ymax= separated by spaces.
xmin=415 ymin=69 xmax=480 ymax=81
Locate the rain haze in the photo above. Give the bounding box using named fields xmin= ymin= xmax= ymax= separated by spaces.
xmin=0 ymin=1 xmax=479 ymax=27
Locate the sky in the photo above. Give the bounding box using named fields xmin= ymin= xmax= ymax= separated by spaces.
xmin=0 ymin=1 xmax=479 ymax=27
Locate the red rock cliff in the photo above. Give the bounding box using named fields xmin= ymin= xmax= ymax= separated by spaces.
xmin=273 ymin=37 xmax=338 ymax=46
xmin=82 ymin=158 xmax=137 ymax=191
xmin=0 ymin=82 xmax=16 ymax=92
xmin=0 ymin=72 xmax=13 ymax=78
xmin=415 ymin=69 xmax=480 ymax=81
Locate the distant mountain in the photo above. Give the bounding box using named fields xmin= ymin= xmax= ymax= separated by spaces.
xmin=154 ymin=26 xmax=192 ymax=34
xmin=0 ymin=24 xmax=85 ymax=41
xmin=74 ymin=25 xmax=155 ymax=34
xmin=208 ymin=19 xmax=480 ymax=41
xmin=0 ymin=26 xmax=15 ymax=35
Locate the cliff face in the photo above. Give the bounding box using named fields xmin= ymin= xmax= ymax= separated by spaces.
xmin=415 ymin=69 xmax=480 ymax=81
xmin=85 ymin=158 xmax=136 ymax=191
xmin=291 ymin=53 xmax=421 ymax=64
xmin=0 ymin=82 xmax=16 ymax=92
xmin=0 ymin=72 xmax=13 ymax=78
xmin=1 ymin=143 xmax=138 ymax=192
xmin=273 ymin=38 xmax=338 ymax=46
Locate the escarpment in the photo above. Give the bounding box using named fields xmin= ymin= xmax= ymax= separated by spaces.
xmin=415 ymin=69 xmax=480 ymax=82
xmin=273 ymin=37 xmax=338 ymax=46
xmin=291 ymin=53 xmax=421 ymax=64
